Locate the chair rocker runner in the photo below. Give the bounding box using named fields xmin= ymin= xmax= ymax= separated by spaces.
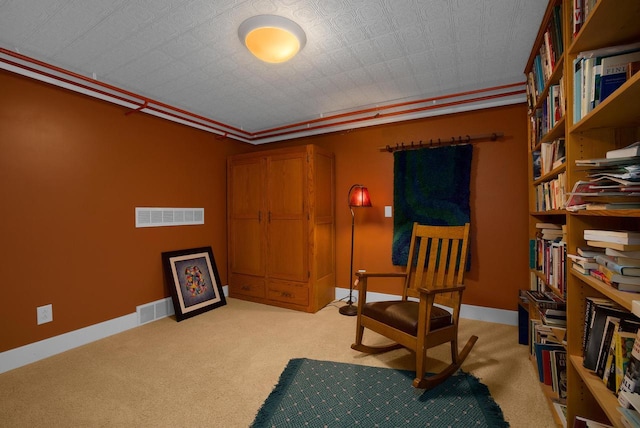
xmin=351 ymin=222 xmax=477 ymax=389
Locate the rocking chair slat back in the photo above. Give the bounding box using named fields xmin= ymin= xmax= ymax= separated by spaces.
xmin=404 ymin=223 xmax=470 ymax=308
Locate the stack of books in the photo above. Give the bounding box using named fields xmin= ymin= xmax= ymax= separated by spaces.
xmin=566 ymin=142 xmax=640 ymax=211
xmin=583 ymin=230 xmax=640 ymax=292
xmin=567 ymin=246 xmax=603 ymax=276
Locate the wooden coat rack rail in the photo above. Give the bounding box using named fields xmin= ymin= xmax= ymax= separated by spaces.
xmin=380 ymin=132 xmax=504 ymax=152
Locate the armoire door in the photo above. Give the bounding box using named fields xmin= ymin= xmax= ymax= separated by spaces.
xmin=228 ymin=157 xmax=265 ymax=277
xmin=266 ymin=152 xmax=308 ymax=282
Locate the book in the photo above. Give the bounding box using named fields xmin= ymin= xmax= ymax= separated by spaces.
xmin=596 ymin=255 xmax=640 ymax=276
xmin=617 ymin=331 xmax=639 ymax=393
xmin=606 ymin=248 xmax=640 ymax=260
xmin=596 ymin=317 xmax=620 ymax=378
xmin=587 ymin=241 xmax=640 ymax=252
xmin=552 ymin=349 xmax=567 ymax=399
xmin=568 ymin=255 xmax=599 ymax=270
xmin=578 ymin=246 xmax=606 ymax=258
xmin=573 ymin=416 xmax=613 ymax=427
xmin=607 ymin=142 xmax=640 ymax=160
xmin=584 ymin=230 xmax=640 ymax=245
xmin=572 ymin=262 xmax=591 ymax=275
xmin=583 ymin=297 xmax=617 ymax=354
xmin=600 ymin=49 xmax=640 ymax=80
xmin=619 ymin=330 xmax=640 ymax=408
xmin=602 ymin=329 xmax=617 ymax=391
xmin=586 ymin=202 xmax=640 ymax=210
xmin=599 ymin=72 xmax=627 ymax=102
xmin=552 ymin=402 xmax=567 ymax=428
xmin=618 ymin=405 xmax=640 ymax=428
xmin=597 ymin=264 xmax=640 ymax=285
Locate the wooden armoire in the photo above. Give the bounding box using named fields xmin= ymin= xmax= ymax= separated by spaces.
xmin=227 ymin=144 xmax=335 ymax=312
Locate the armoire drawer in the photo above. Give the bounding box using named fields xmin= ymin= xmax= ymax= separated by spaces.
xmin=230 ymin=274 xmax=265 ymax=298
xmin=268 ymin=281 xmax=309 ymax=306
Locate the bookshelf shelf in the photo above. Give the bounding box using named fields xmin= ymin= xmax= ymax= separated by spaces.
xmin=526 ymin=1 xmax=640 ymax=426
xmin=570 ymin=269 xmax=637 ymax=312
xmin=533 ymin=163 xmax=566 ymax=186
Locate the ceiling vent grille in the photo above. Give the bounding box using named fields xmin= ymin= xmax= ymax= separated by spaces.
xmin=136 ymin=207 xmax=204 ymax=228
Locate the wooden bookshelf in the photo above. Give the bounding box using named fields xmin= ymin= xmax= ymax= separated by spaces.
xmin=525 ymin=1 xmax=640 ymax=427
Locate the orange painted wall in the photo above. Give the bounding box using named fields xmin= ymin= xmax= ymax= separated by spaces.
xmin=0 ymin=68 xmax=529 ymax=353
xmin=0 ymin=70 xmax=253 ymax=352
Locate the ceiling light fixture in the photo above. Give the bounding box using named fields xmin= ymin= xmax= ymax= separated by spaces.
xmin=238 ymin=15 xmax=306 ymax=64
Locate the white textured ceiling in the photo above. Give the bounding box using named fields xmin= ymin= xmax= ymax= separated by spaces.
xmin=0 ymin=0 xmax=546 ymax=142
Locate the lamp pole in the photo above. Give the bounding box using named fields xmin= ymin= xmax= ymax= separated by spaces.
xmin=339 ymin=184 xmax=370 ymax=316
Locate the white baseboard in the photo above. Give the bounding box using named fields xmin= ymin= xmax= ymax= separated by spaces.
xmin=335 ymin=287 xmax=518 ymax=326
xmin=0 ymin=312 xmax=139 ymax=374
xmin=0 ymin=285 xmax=230 ymax=374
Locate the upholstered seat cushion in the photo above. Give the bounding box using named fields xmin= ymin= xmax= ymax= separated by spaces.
xmin=362 ymin=301 xmax=452 ymax=336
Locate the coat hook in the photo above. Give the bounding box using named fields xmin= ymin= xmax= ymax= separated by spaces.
xmin=466 ymin=135 xmax=471 ymax=143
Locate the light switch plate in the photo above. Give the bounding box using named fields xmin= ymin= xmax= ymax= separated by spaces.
xmin=385 ymin=206 xmax=392 ymax=217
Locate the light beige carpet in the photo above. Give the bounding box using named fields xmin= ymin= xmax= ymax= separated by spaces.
xmin=0 ymin=298 xmax=556 ymax=427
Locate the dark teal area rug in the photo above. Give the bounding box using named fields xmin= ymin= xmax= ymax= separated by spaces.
xmin=251 ymin=358 xmax=509 ymax=427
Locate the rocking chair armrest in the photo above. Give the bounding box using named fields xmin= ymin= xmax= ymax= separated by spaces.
xmin=354 ymin=272 xmax=406 ymax=304
xmin=355 ymin=272 xmax=407 ymax=279
xmin=417 ymin=285 xmax=466 ymax=296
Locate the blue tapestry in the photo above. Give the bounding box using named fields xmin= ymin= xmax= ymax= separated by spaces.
xmin=393 ymin=144 xmax=472 ymax=265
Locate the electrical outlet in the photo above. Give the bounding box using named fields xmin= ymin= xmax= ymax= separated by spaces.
xmin=37 ymin=304 xmax=53 ymax=325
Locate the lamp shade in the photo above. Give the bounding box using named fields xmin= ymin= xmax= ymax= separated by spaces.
xmin=348 ymin=185 xmax=371 ymax=207
xmin=238 ymin=15 xmax=306 ymax=63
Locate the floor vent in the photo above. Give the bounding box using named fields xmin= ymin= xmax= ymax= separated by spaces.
xmin=136 ymin=298 xmax=174 ymax=325
xmin=135 ymin=207 xmax=204 ymax=228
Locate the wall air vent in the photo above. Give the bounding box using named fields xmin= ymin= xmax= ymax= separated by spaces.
xmin=135 ymin=207 xmax=204 ymax=228
xmin=136 ymin=297 xmax=175 ymax=325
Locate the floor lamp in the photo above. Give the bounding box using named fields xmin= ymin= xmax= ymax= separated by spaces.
xmin=339 ymin=184 xmax=371 ymax=316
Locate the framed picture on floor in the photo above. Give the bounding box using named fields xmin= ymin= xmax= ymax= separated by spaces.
xmin=161 ymin=246 xmax=226 ymax=321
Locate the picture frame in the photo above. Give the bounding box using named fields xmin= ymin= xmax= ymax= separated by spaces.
xmin=161 ymin=246 xmax=226 ymax=321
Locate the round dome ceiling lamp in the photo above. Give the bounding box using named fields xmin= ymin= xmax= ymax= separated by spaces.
xmin=238 ymin=15 xmax=307 ymax=64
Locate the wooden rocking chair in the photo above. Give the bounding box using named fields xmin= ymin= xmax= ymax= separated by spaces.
xmin=351 ymin=222 xmax=477 ymax=389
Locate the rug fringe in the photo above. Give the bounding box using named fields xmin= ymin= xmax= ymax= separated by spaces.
xmin=250 ymin=358 xmax=306 ymax=428
xmin=460 ymin=370 xmax=510 ymax=428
